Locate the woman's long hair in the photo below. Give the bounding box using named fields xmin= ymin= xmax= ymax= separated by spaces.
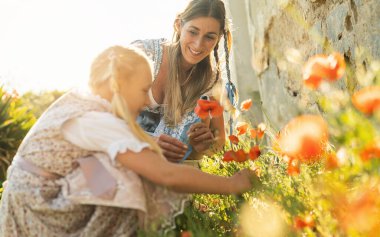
xmin=165 ymin=0 xmax=232 ymax=126
xmin=89 ymin=46 xmax=162 ymax=155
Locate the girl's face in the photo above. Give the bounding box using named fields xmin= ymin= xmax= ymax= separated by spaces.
xmin=119 ymin=63 xmax=152 ymax=119
xmin=177 ymin=16 xmax=221 ymax=70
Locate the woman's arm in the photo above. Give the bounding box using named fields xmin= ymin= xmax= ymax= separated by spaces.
xmin=187 ymin=114 xmax=226 ymax=159
xmin=116 ymin=148 xmax=255 ymax=194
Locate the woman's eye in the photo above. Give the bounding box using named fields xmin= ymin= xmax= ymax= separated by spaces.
xmin=189 ymin=30 xmax=197 ymax=35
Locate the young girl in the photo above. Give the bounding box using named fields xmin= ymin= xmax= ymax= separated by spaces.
xmin=0 ymin=45 xmax=257 ymax=236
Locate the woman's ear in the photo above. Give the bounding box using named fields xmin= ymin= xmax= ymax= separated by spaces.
xmin=174 ymin=19 xmax=181 ymax=33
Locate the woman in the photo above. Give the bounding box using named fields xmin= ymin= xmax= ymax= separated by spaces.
xmin=132 ymin=0 xmax=233 ymax=162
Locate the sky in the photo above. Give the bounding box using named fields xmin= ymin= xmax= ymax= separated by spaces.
xmin=0 ymin=0 xmax=189 ymax=93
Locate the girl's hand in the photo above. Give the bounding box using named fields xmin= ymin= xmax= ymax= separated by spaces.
xmin=156 ymin=134 xmax=188 ymax=162
xmin=187 ymin=122 xmax=214 ymax=153
xmin=229 ymin=168 xmax=260 ymax=194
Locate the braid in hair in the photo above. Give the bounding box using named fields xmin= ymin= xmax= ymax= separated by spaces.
xmin=213 ymin=43 xmax=220 ymax=85
xmin=223 ymin=31 xmax=232 ymax=86
xmin=223 ymin=30 xmax=235 ymax=137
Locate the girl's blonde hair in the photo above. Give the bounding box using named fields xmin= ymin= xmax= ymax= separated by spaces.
xmin=89 ymin=45 xmax=162 ymax=155
xmin=165 ymin=0 xmax=232 ymax=126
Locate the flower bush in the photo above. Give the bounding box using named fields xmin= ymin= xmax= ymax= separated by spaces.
xmin=174 ymin=52 xmax=380 ymax=237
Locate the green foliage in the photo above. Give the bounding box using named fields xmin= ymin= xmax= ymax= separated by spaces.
xmin=0 ymin=88 xmax=64 ymax=199
xmin=0 ymin=86 xmax=36 ymax=183
xmin=21 ymin=90 xmax=65 ymax=118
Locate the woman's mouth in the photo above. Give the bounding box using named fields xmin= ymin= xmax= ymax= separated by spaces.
xmin=189 ymin=47 xmax=202 ymax=56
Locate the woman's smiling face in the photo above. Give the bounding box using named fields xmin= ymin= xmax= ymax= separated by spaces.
xmin=177 ymin=16 xmax=221 ymax=70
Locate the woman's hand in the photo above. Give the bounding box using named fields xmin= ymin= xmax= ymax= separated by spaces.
xmin=156 ymin=134 xmax=188 ymax=162
xmin=229 ymin=168 xmax=261 ymax=194
xmin=187 ymin=122 xmax=215 ymax=153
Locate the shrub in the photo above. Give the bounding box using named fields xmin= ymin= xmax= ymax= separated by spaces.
xmin=0 ymin=87 xmax=36 ymax=183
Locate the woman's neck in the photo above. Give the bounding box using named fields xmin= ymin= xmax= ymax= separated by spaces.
xmin=181 ymin=58 xmax=195 ymax=72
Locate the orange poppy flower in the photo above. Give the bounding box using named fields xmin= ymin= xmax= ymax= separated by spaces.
xmin=240 ymin=99 xmax=252 ymax=111
xmin=333 ymin=188 xmax=380 ymax=235
xmin=325 ymin=152 xmax=339 ymax=170
xmin=351 ymin=86 xmax=380 ymax=115
xmin=228 ymin=135 xmax=240 ymax=145
xmin=287 ymin=159 xmax=300 ymax=176
xmin=257 ymin=123 xmax=266 ymax=139
xmin=304 ymin=74 xmax=324 ymax=89
xmin=249 ymin=129 xmax=257 ymax=139
xmin=294 ymin=215 xmax=315 ymax=230
xmin=248 ymin=146 xmax=261 ymax=161
xmin=236 ymin=122 xmax=249 ymax=135
xmin=360 ymin=140 xmax=380 ymax=161
xmin=274 ymin=115 xmax=328 ymax=163
xmin=303 ymin=52 xmax=346 ymax=89
xmin=194 ymin=99 xmax=224 ymax=119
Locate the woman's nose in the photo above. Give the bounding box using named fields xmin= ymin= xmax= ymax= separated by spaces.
xmin=194 ymin=36 xmax=203 ymax=48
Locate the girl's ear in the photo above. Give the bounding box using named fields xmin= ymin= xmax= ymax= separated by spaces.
xmin=174 ymin=19 xmax=181 ymax=33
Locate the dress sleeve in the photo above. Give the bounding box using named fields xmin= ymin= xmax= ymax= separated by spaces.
xmin=61 ymin=111 xmax=150 ymax=161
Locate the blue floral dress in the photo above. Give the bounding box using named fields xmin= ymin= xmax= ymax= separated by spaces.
xmin=131 ymin=39 xmax=201 ymax=161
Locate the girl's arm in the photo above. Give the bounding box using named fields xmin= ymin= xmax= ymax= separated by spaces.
xmin=116 ymin=148 xmax=255 ymax=194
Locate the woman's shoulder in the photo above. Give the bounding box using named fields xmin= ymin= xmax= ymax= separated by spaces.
xmin=130 ymin=38 xmax=168 ymax=77
xmin=130 ymin=38 xmax=167 ymax=56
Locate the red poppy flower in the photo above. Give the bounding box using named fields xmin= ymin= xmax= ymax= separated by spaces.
xmin=287 ymin=159 xmax=300 ymax=176
xmin=228 ymin=135 xmax=240 ymax=145
xmin=235 ymin=122 xmax=248 ymax=135
xmin=294 ymin=215 xmax=315 ymax=230
xmin=235 ymin=149 xmax=248 ymax=162
xmin=274 ymin=115 xmax=328 ymax=163
xmin=248 ymin=146 xmax=261 ymax=161
xmin=222 ymin=151 xmax=235 ymax=162
xmin=181 ymin=231 xmax=192 ymax=237
xmin=194 ymin=99 xmax=224 ymax=119
xmin=240 ymin=99 xmax=252 ymax=111
xmin=352 ymin=86 xmax=380 ymax=115
xmin=222 ymin=149 xmax=248 ymax=162
xmin=360 ymin=140 xmax=380 ymax=161
xmin=303 ymin=52 xmax=346 ymax=89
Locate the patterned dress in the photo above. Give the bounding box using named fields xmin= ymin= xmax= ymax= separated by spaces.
xmin=131 ymin=39 xmax=202 ymax=161
xmin=0 ymin=90 xmax=188 ymax=237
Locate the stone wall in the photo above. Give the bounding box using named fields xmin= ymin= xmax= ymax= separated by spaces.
xmin=227 ymin=0 xmax=380 ymax=129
